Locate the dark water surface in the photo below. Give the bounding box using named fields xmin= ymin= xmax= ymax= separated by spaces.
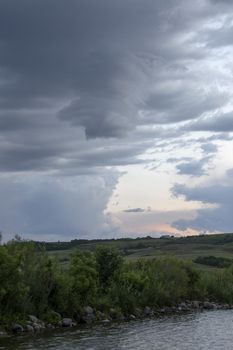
xmin=1 ymin=310 xmax=233 ymax=350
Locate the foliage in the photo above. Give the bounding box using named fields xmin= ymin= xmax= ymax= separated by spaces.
xmin=95 ymin=245 xmax=123 ymax=288
xmin=1 ymin=239 xmax=233 ymax=328
xmin=194 ymin=255 xmax=233 ymax=268
xmin=69 ymin=250 xmax=98 ymax=307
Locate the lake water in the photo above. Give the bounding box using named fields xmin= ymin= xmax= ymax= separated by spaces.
xmin=1 ymin=310 xmax=233 ymax=350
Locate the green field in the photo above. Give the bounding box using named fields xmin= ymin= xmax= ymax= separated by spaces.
xmin=43 ymin=233 xmax=233 ymax=270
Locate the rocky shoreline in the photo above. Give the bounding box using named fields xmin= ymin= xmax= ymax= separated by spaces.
xmin=0 ymin=300 xmax=232 ymax=338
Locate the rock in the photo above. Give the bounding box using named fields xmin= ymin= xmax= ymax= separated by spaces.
xmin=46 ymin=323 xmax=55 ymax=329
xmin=33 ymin=325 xmax=42 ymax=332
xmin=12 ymin=324 xmax=24 ymax=334
xmin=32 ymin=322 xmax=45 ymax=330
xmin=129 ymin=314 xmax=136 ymax=320
xmin=96 ymin=311 xmax=106 ymax=320
xmin=203 ymin=301 xmax=216 ymax=310
xmin=83 ymin=306 xmax=94 ymax=315
xmin=109 ymin=308 xmax=118 ymax=320
xmin=192 ymin=301 xmax=200 ymax=309
xmin=25 ymin=325 xmax=34 ymax=332
xmin=109 ymin=308 xmax=123 ymax=320
xmin=144 ymin=306 xmax=153 ymax=317
xmin=179 ymin=302 xmax=187 ymax=309
xmin=163 ymin=306 xmax=173 ymax=313
xmin=101 ymin=319 xmax=111 ymax=324
xmin=28 ymin=315 xmax=45 ymax=329
xmin=29 ymin=315 xmax=39 ymax=323
xmin=134 ymin=308 xmax=142 ymax=317
xmin=178 ymin=302 xmax=190 ymax=311
xmin=61 ymin=318 xmax=73 ymax=327
xmin=82 ymin=313 xmax=96 ymax=323
xmin=171 ymin=306 xmax=178 ymax=313
xmin=82 ymin=306 xmax=96 ymax=323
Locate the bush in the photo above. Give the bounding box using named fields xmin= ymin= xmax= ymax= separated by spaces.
xmin=1 ymin=241 xmax=233 ymax=327
xmin=194 ymin=255 xmax=233 ymax=268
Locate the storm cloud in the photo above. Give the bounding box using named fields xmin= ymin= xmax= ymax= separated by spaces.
xmin=0 ymin=0 xmax=233 ymax=240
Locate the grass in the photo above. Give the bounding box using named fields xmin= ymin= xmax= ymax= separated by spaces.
xmin=46 ymin=233 xmax=233 ymax=271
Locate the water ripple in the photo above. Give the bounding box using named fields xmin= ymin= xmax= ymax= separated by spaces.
xmin=1 ymin=310 xmax=233 ymax=350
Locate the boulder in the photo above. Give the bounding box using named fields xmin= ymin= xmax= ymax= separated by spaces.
xmin=83 ymin=306 xmax=94 ymax=315
xmin=109 ymin=308 xmax=122 ymax=320
xmin=203 ymin=301 xmax=216 ymax=310
xmin=178 ymin=302 xmax=190 ymax=311
xmin=96 ymin=311 xmax=106 ymax=320
xmin=46 ymin=323 xmax=55 ymax=329
xmin=25 ymin=325 xmax=34 ymax=332
xmin=33 ymin=324 xmax=42 ymax=332
xmin=82 ymin=313 xmax=96 ymax=323
xmin=134 ymin=308 xmax=142 ymax=317
xmin=192 ymin=301 xmax=200 ymax=309
xmin=28 ymin=315 xmax=39 ymax=323
xmin=32 ymin=322 xmax=45 ymax=330
xmin=61 ymin=318 xmax=73 ymax=327
xmin=144 ymin=306 xmax=153 ymax=317
xmin=12 ymin=324 xmax=24 ymax=334
xmin=82 ymin=306 xmax=96 ymax=323
xmin=109 ymin=308 xmax=117 ymax=319
xmin=129 ymin=314 xmax=136 ymax=320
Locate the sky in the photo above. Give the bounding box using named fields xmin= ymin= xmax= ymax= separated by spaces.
xmin=0 ymin=0 xmax=233 ymax=241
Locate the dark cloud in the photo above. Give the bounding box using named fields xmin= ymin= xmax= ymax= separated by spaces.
xmin=143 ymin=88 xmax=227 ymax=125
xmin=0 ymin=0 xmax=233 ymax=238
xmin=58 ymin=96 xmax=135 ymax=139
xmin=0 ymin=0 xmax=228 ymax=141
xmin=0 ymin=172 xmax=120 ymax=241
xmin=123 ymin=208 xmax=145 ymax=213
xmin=210 ymin=0 xmax=233 ymax=4
xmin=187 ymin=112 xmax=233 ymax=132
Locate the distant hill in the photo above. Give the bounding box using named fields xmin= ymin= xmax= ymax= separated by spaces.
xmin=35 ymin=232 xmax=233 ymax=252
xmin=32 ymin=233 xmax=233 ymax=270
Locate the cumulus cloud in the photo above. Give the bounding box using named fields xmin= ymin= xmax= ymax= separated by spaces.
xmin=171 ymin=169 xmax=233 ymax=232
xmin=201 ymin=142 xmax=218 ymax=154
xmin=176 ymin=156 xmax=212 ymax=177
xmin=0 ymin=172 xmax=119 ymax=241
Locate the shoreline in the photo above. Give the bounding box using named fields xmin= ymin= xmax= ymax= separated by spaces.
xmin=1 ymin=300 xmax=232 ymax=339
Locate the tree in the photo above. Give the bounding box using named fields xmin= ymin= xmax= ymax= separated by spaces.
xmin=69 ymin=250 xmax=98 ymax=306
xmin=95 ymin=245 xmax=123 ymax=289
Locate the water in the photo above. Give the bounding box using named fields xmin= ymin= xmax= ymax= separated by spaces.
xmin=1 ymin=310 xmax=233 ymax=350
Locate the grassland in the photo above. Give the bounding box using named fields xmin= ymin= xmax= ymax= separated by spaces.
xmin=41 ymin=233 xmax=233 ymax=270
